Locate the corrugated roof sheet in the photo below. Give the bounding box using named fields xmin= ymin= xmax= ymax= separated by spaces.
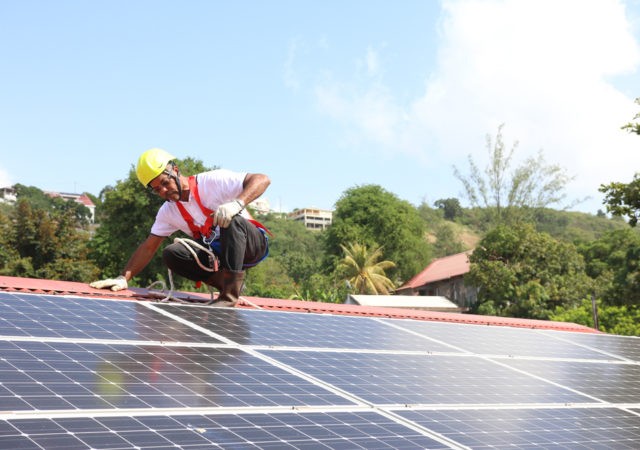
xmin=399 ymin=250 xmax=472 ymax=290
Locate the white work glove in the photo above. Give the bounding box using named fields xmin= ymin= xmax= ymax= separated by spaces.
xmin=89 ymin=275 xmax=128 ymax=292
xmin=213 ymin=199 xmax=245 ymax=228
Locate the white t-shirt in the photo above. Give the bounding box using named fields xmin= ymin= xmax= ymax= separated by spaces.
xmin=150 ymin=169 xmax=250 ymax=238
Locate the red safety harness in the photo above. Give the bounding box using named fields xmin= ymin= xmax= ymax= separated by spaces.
xmin=175 ymin=175 xmax=272 ymax=241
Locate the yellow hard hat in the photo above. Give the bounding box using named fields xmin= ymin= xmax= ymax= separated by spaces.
xmin=136 ymin=148 xmax=175 ymax=187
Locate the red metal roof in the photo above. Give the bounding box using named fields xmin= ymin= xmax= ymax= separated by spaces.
xmin=399 ymin=251 xmax=472 ymax=290
xmin=76 ymin=193 xmax=95 ymax=207
xmin=0 ymin=275 xmax=600 ymax=334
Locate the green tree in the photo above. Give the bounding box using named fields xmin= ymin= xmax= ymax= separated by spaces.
xmin=242 ymin=212 xmax=350 ymax=302
xmin=578 ymin=228 xmax=640 ymax=306
xmin=325 ymin=184 xmax=431 ymax=282
xmin=244 ymin=258 xmax=296 ymax=299
xmin=0 ymin=207 xmax=19 ymax=272
xmin=290 ymin=272 xmax=350 ymax=303
xmin=622 ymin=97 xmax=640 ymax=135
xmin=258 ymin=213 xmax=324 ymax=284
xmin=337 ymin=242 xmax=396 ymax=295
xmin=551 ymin=299 xmax=640 ymax=336
xmin=432 ymin=222 xmax=465 ymax=258
xmin=599 ymin=99 xmax=640 ymax=227
xmin=13 ymin=184 xmax=92 ymax=225
xmin=88 ymin=157 xmax=211 ymax=288
xmin=467 ymin=223 xmax=593 ymax=319
xmin=1 ymin=196 xmax=98 ymax=281
xmin=600 ymin=173 xmax=640 ymax=227
xmin=453 ymin=124 xmax=575 ymax=225
xmin=434 ymin=198 xmax=462 ymax=221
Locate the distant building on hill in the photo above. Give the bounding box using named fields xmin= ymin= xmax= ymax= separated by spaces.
xmin=288 ymin=208 xmax=333 ymax=231
xmin=396 ymin=251 xmax=476 ymax=310
xmin=0 ymin=186 xmax=96 ymax=223
xmin=249 ymin=197 xmax=270 ymax=215
xmin=46 ymin=191 xmax=96 ymax=223
xmin=0 ymin=186 xmax=17 ymax=204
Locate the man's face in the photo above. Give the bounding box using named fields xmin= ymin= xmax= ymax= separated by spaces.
xmin=148 ymin=171 xmax=180 ymax=202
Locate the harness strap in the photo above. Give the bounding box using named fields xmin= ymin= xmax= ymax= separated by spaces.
xmin=177 ymin=175 xmax=273 ymax=239
xmin=175 ymin=176 xmax=214 ymax=239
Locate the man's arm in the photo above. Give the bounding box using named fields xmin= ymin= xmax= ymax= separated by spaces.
xmin=213 ymin=173 xmax=271 ymax=228
xmin=121 ymin=234 xmax=165 ymax=281
xmin=237 ymin=173 xmax=270 ymax=206
xmin=90 ymin=234 xmax=165 ymax=291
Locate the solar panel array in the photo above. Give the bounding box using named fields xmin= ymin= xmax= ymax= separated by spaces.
xmin=1 ymin=291 xmax=640 ymax=449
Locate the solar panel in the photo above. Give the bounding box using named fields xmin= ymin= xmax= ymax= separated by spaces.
xmin=0 ymin=411 xmax=452 ymax=449
xmin=0 ymin=292 xmax=222 ymax=343
xmin=390 ymin=318 xmax=619 ymax=360
xmin=541 ymin=329 xmax=640 ymax=362
xmin=156 ymin=304 xmax=460 ymax=352
xmin=500 ymin=359 xmax=640 ymax=403
xmin=0 ymin=340 xmax=355 ymax=410
xmin=396 ymin=407 xmax=640 ymax=449
xmin=259 ymin=350 xmax=591 ymax=405
xmin=2 ymin=290 xmax=640 ymax=449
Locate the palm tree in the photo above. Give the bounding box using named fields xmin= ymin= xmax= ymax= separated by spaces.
xmin=338 ymin=242 xmax=396 ymax=295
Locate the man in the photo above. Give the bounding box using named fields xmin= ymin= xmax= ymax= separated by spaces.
xmin=90 ymin=148 xmax=270 ymax=307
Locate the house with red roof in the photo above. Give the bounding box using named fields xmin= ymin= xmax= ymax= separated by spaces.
xmin=46 ymin=191 xmax=96 ymax=223
xmin=396 ymin=250 xmax=476 ymax=310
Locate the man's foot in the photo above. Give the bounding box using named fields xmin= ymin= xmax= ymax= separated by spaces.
xmin=207 ymin=296 xmax=237 ymax=307
xmin=206 ymin=270 xmax=244 ymax=307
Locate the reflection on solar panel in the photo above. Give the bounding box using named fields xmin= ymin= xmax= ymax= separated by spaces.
xmin=397 ymin=407 xmax=640 ymax=449
xmin=157 ymin=305 xmax=460 ymax=352
xmin=2 ymin=292 xmax=640 ymax=449
xmin=0 ymin=292 xmax=222 ymax=343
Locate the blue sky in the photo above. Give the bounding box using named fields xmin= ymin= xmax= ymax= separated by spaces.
xmin=1 ymin=0 xmax=639 ymax=214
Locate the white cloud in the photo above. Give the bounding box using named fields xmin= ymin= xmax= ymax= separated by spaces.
xmin=420 ymin=0 xmax=640 ymax=209
xmin=315 ymin=79 xmax=403 ymax=148
xmin=314 ymin=0 xmax=640 ymax=211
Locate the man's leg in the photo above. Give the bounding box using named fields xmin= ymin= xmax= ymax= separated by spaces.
xmin=219 ymin=216 xmax=268 ymax=271
xmin=162 ymin=241 xmax=221 ymax=288
xmin=210 ymin=216 xmax=267 ymax=306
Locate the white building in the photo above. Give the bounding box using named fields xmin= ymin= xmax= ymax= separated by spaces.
xmin=249 ymin=197 xmax=270 ymax=215
xmin=0 ymin=187 xmax=17 ymax=204
xmin=287 ymin=208 xmax=333 ymax=231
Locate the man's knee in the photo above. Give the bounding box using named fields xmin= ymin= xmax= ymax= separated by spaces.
xmin=162 ymin=243 xmax=183 ymax=270
xmin=225 ymin=215 xmax=249 ymax=236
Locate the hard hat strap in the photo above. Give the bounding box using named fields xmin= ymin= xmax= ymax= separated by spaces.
xmin=166 ymin=162 xmax=182 ymax=201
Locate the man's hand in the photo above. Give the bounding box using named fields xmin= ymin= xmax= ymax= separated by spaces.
xmin=89 ymin=275 xmax=128 ymax=291
xmin=213 ymin=199 xmax=245 ymax=228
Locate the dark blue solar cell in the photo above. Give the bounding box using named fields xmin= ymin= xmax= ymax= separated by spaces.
xmin=156 ymin=305 xmax=460 ymax=352
xmin=388 ymin=318 xmax=614 ymax=360
xmin=541 ymin=329 xmax=640 ymax=362
xmin=501 ymin=358 xmax=640 ymax=403
xmin=0 ymin=293 xmax=221 ymax=343
xmin=397 ymin=407 xmax=640 ymax=449
xmin=260 ymin=349 xmax=591 ymax=406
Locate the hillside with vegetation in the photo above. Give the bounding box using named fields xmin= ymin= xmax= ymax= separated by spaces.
xmin=422 ymin=204 xmax=633 ymax=256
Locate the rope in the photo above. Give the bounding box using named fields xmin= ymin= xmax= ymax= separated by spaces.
xmin=144 ymin=237 xmax=263 ymax=309
xmin=142 ymin=237 xmax=216 ymax=303
xmin=173 ymin=237 xmax=218 ymax=273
